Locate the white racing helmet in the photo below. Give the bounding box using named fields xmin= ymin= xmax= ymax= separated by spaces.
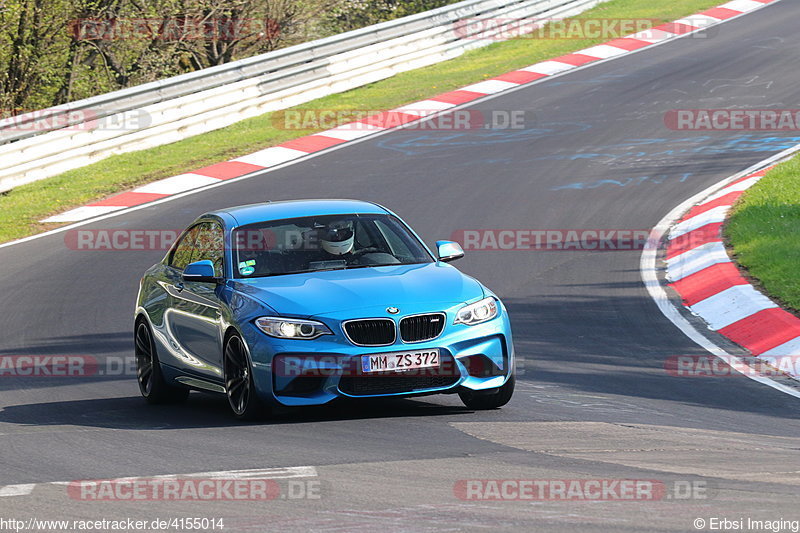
xmin=319 ymin=219 xmax=355 ymax=255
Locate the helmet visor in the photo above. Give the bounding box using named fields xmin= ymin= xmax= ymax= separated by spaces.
xmin=320 ymin=220 xmax=354 ymax=243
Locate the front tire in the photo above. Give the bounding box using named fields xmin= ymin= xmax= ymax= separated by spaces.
xmin=224 ymin=333 xmax=267 ymax=420
xmin=135 ymin=320 xmax=189 ymax=404
xmin=458 ymin=373 xmax=515 ymax=410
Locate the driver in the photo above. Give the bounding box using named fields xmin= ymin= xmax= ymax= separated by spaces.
xmin=318 ymin=219 xmax=356 ymax=258
xmin=309 ymin=219 xmax=400 ymax=267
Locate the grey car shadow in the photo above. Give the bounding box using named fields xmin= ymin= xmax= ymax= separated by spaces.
xmin=0 ymin=393 xmax=473 ymax=430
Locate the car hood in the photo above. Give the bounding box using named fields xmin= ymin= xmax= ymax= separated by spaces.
xmin=230 ymin=262 xmax=484 ymax=318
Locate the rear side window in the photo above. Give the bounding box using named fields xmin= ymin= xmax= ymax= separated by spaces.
xmin=169 ymin=225 xmax=201 ymax=271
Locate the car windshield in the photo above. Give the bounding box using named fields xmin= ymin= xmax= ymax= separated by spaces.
xmin=232 ymin=213 xmax=434 ymax=278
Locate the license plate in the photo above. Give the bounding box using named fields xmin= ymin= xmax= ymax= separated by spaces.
xmin=361 ymin=349 xmax=440 ymax=373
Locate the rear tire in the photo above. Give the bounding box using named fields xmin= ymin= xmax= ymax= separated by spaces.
xmin=135 ymin=319 xmax=189 ymax=404
xmin=458 ymin=373 xmax=515 ymax=410
xmin=224 ymin=333 xmax=267 ymax=421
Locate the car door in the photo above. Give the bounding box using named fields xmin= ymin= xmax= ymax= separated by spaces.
xmin=163 ymin=221 xmax=226 ymax=381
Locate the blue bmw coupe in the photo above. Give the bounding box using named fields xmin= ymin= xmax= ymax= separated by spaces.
xmin=135 ymin=200 xmax=515 ymax=419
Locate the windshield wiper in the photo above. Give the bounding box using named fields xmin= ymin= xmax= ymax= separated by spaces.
xmin=291 ymin=266 xmax=349 ymax=274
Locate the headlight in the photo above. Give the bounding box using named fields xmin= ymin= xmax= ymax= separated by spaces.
xmin=255 ymin=317 xmax=333 ymax=340
xmin=454 ymin=297 xmax=498 ymax=326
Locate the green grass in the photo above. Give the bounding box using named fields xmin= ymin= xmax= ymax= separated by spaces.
xmin=726 ymin=155 xmax=800 ymax=311
xmin=0 ymin=0 xmax=722 ymax=243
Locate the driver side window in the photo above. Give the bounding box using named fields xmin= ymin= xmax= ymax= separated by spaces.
xmin=193 ymin=222 xmax=225 ymax=277
xmin=169 ymin=225 xmax=201 ymax=271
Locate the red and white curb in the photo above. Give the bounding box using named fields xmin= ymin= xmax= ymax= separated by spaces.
xmin=641 ymin=144 xmax=800 ymax=400
xmin=664 ymin=165 xmax=800 ymax=379
xmin=0 ymin=466 xmax=316 ymax=498
xmin=42 ymin=0 xmax=778 ymax=224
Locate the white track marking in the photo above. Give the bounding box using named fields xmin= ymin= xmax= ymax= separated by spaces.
xmin=520 ymin=61 xmax=574 ymax=75
xmin=319 ymin=122 xmax=386 ymax=141
xmin=185 ymin=466 xmax=317 ymax=480
xmin=133 ymin=173 xmax=220 ymax=195
xmin=578 ymin=45 xmax=629 ymax=59
xmin=0 ymin=0 xmax=781 ymax=251
xmin=702 ymin=175 xmax=762 ymax=203
xmin=690 ymin=285 xmax=778 ymax=330
xmin=666 ymin=242 xmax=731 ymax=282
xmin=233 ymin=146 xmax=308 ymax=167
xmin=720 ymin=0 xmax=768 ymax=11
xmin=460 ymin=79 xmax=520 ymax=94
xmin=394 ymin=100 xmax=457 ymax=115
xmin=41 ymin=205 xmax=127 ymax=223
xmin=763 ymin=338 xmax=800 ymax=357
xmin=669 ymin=205 xmax=730 ymax=239
xmin=0 ymin=484 xmax=36 ymax=497
xmin=675 ymin=15 xmax=721 ymax=28
xmin=628 ymin=29 xmax=674 ymax=43
xmin=641 ymin=142 xmax=800 ymax=400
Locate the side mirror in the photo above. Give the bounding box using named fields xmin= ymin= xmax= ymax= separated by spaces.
xmin=183 ymin=260 xmax=219 ymax=283
xmin=436 ymin=240 xmax=465 ymax=263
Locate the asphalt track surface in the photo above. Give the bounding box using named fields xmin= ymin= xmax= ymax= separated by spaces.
xmin=2 ymin=3 xmax=800 ymax=531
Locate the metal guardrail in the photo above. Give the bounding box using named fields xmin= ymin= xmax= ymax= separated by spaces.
xmin=0 ymin=0 xmax=604 ymax=192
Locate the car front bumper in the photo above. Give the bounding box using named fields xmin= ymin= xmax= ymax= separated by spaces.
xmin=239 ymin=304 xmax=515 ymax=407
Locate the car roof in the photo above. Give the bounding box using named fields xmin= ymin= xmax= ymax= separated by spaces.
xmin=211 ymin=199 xmax=390 ymax=227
